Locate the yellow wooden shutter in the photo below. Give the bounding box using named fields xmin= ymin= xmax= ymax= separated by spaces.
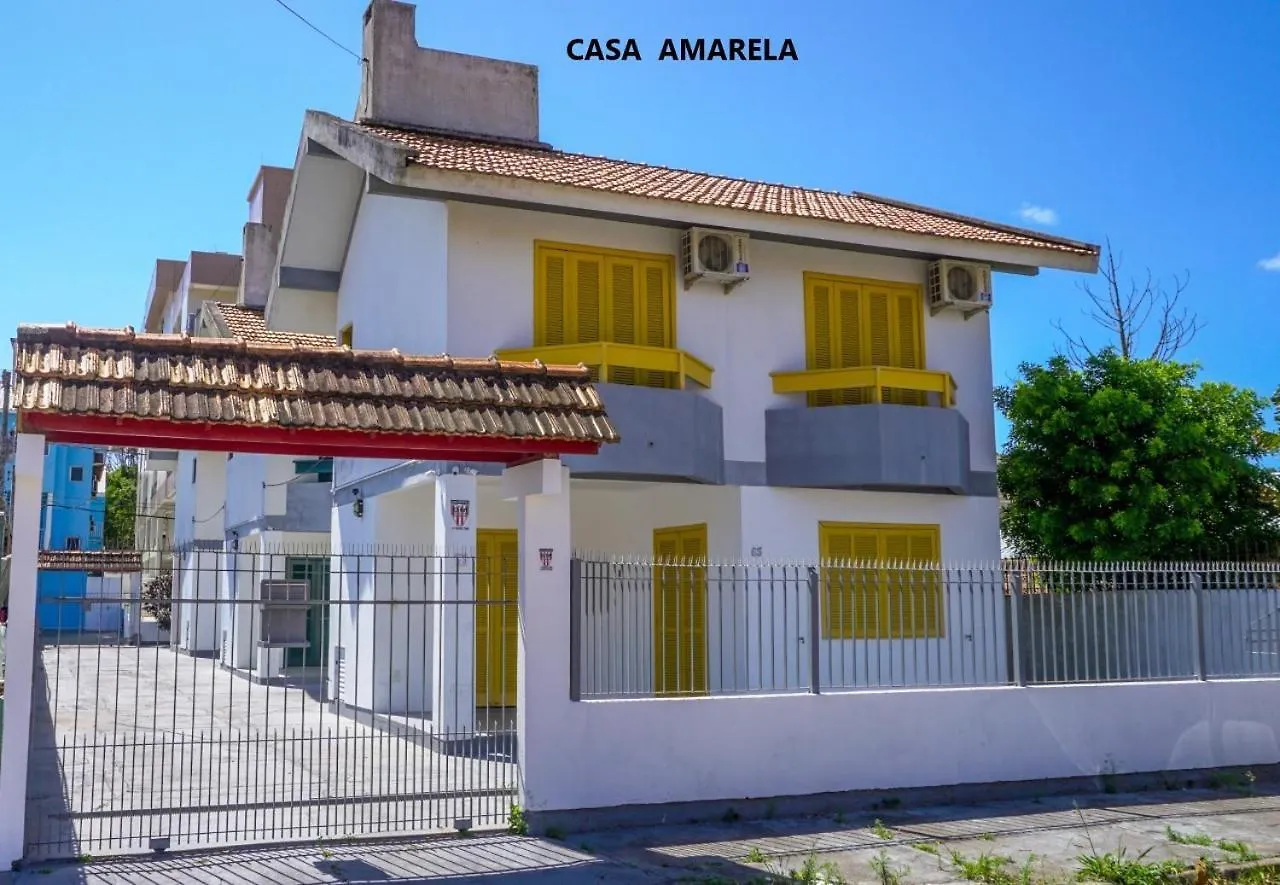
xmin=641 ymin=261 xmax=673 ymax=388
xmin=606 ymin=258 xmax=638 ymax=386
xmin=474 ymin=532 xmax=492 ymax=704
xmin=679 ymin=527 xmax=707 ymax=695
xmin=653 ymin=525 xmax=708 ymax=696
xmin=806 ymin=279 xmax=835 ymax=407
xmin=880 ymin=528 xmax=941 ymax=639
xmin=572 ymin=255 xmax=603 ymax=381
xmin=892 ymin=289 xmax=924 ymax=405
xmin=539 ymin=251 xmax=567 ymax=346
xmin=497 ymin=532 xmax=520 ymax=703
xmin=836 ymin=282 xmax=865 ymax=405
xmin=820 ymin=525 xmax=880 ymax=639
xmin=908 ymin=529 xmax=942 ymax=638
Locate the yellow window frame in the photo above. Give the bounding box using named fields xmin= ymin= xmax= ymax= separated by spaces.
xmin=818 ymin=521 xmax=943 ymax=640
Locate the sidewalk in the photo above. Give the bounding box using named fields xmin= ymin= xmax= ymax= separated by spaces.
xmin=5 ymin=784 xmax=1280 ymax=883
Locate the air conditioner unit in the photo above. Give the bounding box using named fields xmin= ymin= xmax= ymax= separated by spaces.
xmin=681 ymin=227 xmax=750 ymax=293
xmin=928 ymin=260 xmax=993 ymax=319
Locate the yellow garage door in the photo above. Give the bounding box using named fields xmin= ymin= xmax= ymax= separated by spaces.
xmin=653 ymin=523 xmax=708 ymax=696
xmin=475 ymin=529 xmax=519 ymax=707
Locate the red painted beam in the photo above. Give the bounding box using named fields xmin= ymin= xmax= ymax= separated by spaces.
xmin=19 ymin=413 xmax=601 ymax=463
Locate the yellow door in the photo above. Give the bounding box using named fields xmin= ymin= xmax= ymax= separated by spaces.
xmin=475 ymin=529 xmax=519 ymax=707
xmin=653 ymin=524 xmax=708 ymax=696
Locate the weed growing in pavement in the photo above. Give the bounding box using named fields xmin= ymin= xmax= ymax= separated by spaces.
xmin=949 ymin=849 xmax=1018 ymax=885
xmin=507 ymin=803 xmax=528 ymax=836
xmin=1165 ymin=826 xmax=1214 ymax=847
xmin=1075 ymin=848 xmax=1185 ymax=885
xmin=870 ymin=849 xmax=907 ymax=885
xmin=871 ymin=819 xmax=894 ymax=840
xmin=1216 ymin=840 xmax=1260 ymax=863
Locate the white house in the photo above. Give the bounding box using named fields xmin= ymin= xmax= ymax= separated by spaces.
xmin=245 ymin=0 xmax=1101 ymax=726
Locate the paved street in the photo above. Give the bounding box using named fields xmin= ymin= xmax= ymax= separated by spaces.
xmin=26 ymin=644 xmax=514 ymax=859
xmin=6 ymin=784 xmax=1280 ymax=883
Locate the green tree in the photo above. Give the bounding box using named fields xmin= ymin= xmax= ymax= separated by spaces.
xmin=104 ymin=464 xmax=137 ymax=550
xmin=996 ymin=350 xmax=1280 ymax=561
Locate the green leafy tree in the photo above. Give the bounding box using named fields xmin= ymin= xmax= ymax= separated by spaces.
xmin=104 ymin=465 xmax=137 ymax=550
xmin=997 ymin=350 xmax=1280 ymax=561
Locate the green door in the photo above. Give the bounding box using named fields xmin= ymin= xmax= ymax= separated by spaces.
xmin=285 ymin=557 xmax=330 ymax=669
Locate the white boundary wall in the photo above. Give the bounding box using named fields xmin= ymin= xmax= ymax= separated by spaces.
xmin=525 ymin=679 xmax=1280 ymax=812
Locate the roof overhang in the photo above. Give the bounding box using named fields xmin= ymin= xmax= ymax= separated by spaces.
xmin=298 ymin=111 xmax=1099 ymax=276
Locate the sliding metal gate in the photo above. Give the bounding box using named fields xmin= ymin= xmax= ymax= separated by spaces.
xmin=24 ymin=547 xmax=518 ymax=860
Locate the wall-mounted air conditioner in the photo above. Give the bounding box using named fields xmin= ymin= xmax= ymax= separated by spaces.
xmin=927 ymin=260 xmax=993 ymax=319
xmin=681 ymin=227 xmax=750 ymax=293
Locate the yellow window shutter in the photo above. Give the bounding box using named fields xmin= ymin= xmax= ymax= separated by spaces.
xmin=641 ymin=261 xmax=673 ymax=388
xmin=539 ymin=250 xmax=567 ymax=346
xmin=850 ymin=530 xmax=881 ymax=639
xmin=908 ymin=529 xmax=942 ymax=638
xmin=498 ymin=534 xmax=520 ymax=700
xmin=806 ymin=279 xmax=835 ymax=407
xmin=820 ymin=526 xmax=853 ymax=639
xmin=606 ymin=258 xmax=638 ymax=386
xmin=679 ymin=526 xmax=707 ymax=695
xmin=836 ymin=283 xmax=865 ymax=405
xmin=572 ymin=255 xmax=603 ymax=381
xmin=474 ymin=532 xmax=492 ymax=702
xmin=892 ymin=289 xmax=924 ymax=405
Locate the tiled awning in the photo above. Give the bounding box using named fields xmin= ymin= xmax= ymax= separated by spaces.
xmin=12 ymin=324 xmax=620 ymax=462
xmin=38 ymin=550 xmax=144 ymax=573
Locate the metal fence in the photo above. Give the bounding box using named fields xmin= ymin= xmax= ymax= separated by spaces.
xmin=572 ymin=558 xmax=1280 ymax=699
xmin=25 ymin=544 xmax=518 ymax=861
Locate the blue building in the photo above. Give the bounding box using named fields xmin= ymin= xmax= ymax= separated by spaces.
xmin=3 ymin=413 xmax=109 ymax=631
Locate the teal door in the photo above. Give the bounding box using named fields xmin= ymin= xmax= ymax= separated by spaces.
xmin=284 ymin=557 xmax=330 ymax=669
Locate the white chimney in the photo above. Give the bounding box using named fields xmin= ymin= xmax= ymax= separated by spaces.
xmin=355 ymin=0 xmax=540 ymax=144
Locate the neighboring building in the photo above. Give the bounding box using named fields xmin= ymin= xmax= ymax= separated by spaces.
xmin=4 ymin=413 xmax=109 ymax=631
xmin=237 ymin=0 xmax=1098 ymax=714
xmin=134 ymin=250 xmax=244 ymax=575
xmin=140 ymin=166 xmax=338 ymax=663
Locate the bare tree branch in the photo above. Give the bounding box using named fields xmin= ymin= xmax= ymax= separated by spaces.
xmin=1054 ymin=238 xmax=1202 ymax=366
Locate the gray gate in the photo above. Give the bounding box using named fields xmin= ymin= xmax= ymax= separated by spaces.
xmin=24 ymin=545 xmax=517 ymax=860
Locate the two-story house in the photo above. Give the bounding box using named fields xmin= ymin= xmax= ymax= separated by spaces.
xmin=249 ymin=0 xmax=1099 ymax=722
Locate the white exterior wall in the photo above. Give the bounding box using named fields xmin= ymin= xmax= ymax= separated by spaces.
xmin=225 ymin=454 xmax=295 ymax=531
xmin=271 ymin=290 xmax=337 ymax=337
xmin=330 ymin=484 xmax=437 ymax=715
xmin=336 ymin=194 xmax=449 ymax=353
xmin=528 ymin=679 xmax=1280 ymax=813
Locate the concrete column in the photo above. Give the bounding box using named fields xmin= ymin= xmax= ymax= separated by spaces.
xmin=505 ymin=459 xmax=572 ymax=812
xmin=431 ymin=472 xmax=477 ymax=734
xmin=0 ymin=434 xmax=46 ymax=867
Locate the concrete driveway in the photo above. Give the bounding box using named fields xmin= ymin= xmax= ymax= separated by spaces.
xmin=6 ymin=784 xmax=1280 ymax=883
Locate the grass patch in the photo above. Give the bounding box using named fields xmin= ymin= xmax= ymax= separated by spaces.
xmin=1216 ymin=840 xmax=1260 ymax=863
xmin=915 ymin=842 xmax=941 ymax=856
xmin=746 ymin=847 xmax=769 ymax=864
xmin=1075 ymin=849 xmax=1185 ymax=885
xmin=871 ymin=819 xmax=894 ymax=840
xmin=1165 ymin=826 xmax=1214 ymax=847
xmin=979 ymin=833 xmax=996 ymax=842
xmin=950 ymin=850 xmax=1017 ymax=885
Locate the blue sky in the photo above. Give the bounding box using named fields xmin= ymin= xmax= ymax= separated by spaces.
xmin=2 ymin=0 xmax=1278 ymax=443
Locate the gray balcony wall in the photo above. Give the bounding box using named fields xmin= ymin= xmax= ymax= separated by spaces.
xmin=765 ymin=403 xmax=971 ymax=493
xmin=563 ymin=383 xmax=724 ymax=485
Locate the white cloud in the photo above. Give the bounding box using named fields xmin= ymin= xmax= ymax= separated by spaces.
xmin=1258 ymin=253 xmax=1280 ymax=271
xmin=1018 ymin=203 xmax=1059 ymax=226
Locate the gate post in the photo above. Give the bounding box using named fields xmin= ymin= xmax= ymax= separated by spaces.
xmin=504 ymin=459 xmax=571 ymax=821
xmin=0 ymin=433 xmax=46 ymax=868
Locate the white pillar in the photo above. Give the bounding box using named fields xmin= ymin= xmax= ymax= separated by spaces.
xmin=431 ymin=472 xmax=477 ymax=734
xmin=505 ymin=459 xmax=572 ymax=812
xmin=0 ymin=434 xmax=46 ymax=867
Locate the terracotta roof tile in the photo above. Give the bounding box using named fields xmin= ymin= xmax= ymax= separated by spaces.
xmin=358 ymin=123 xmax=1099 ymax=258
xmin=38 ymin=550 xmax=143 ymax=573
xmin=13 ymin=324 xmax=619 ymax=446
xmin=206 ymin=302 xmax=336 ymax=347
